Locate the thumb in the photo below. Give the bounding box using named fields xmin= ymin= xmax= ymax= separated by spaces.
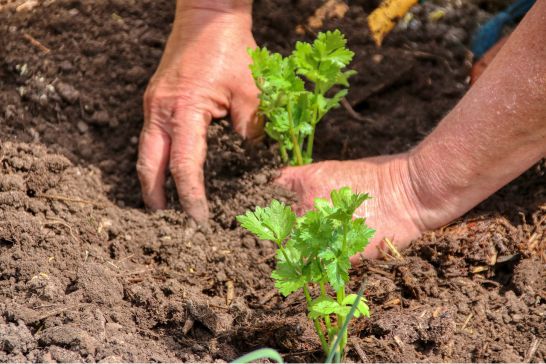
xmin=275 ymin=166 xmax=300 ymax=192
xmin=169 ymin=108 xmax=211 ymax=223
xmin=230 ymin=88 xmax=264 ymax=142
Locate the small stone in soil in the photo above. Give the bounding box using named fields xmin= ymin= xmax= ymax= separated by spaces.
xmin=444 ymin=27 xmax=467 ymax=45
xmin=55 ymin=82 xmax=80 ymax=104
xmin=253 ymin=173 xmax=268 ymax=184
xmin=77 ymin=121 xmax=89 ymax=133
xmin=90 ymin=110 xmax=110 ymax=126
xmin=58 ymin=60 xmax=73 ymax=72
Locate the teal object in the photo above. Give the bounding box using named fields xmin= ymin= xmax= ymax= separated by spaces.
xmin=471 ymin=0 xmax=536 ymax=59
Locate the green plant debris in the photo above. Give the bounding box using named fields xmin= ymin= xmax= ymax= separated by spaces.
xmin=249 ymin=30 xmax=356 ymax=165
xmin=237 ymin=187 xmax=374 ymax=359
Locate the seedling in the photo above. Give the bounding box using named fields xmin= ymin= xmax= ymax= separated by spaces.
xmin=237 ymin=187 xmax=374 ymax=359
xmin=249 ymin=30 xmax=356 ymax=165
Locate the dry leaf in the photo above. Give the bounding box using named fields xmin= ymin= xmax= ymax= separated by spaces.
xmin=307 ymin=0 xmax=349 ymax=29
xmin=368 ymin=0 xmax=418 ymax=46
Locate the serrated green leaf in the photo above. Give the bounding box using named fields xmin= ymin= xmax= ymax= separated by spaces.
xmin=271 ymin=242 xmax=305 ymax=296
xmin=309 ymin=296 xmax=351 ymax=319
xmin=236 ymin=200 xmax=296 ymax=243
xmin=330 ymin=187 xmax=370 ymax=220
xmin=294 ymin=210 xmax=335 ymax=258
xmin=346 ymin=218 xmax=375 ymax=256
xmin=343 ymin=294 xmax=370 ymax=318
xmin=315 ymin=30 xmax=354 ymax=67
xmin=236 ymin=208 xmax=276 ymax=241
xmin=325 ymin=253 xmax=351 ymax=292
xmin=313 ymin=197 xmax=335 ymax=216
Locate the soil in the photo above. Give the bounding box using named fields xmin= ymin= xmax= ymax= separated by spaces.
xmin=0 ymin=0 xmax=544 ymax=362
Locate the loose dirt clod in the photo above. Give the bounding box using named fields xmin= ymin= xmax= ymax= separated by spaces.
xmin=0 ymin=0 xmax=544 ymax=362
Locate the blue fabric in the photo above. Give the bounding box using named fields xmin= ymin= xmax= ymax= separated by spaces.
xmin=471 ymin=0 xmax=536 ymax=59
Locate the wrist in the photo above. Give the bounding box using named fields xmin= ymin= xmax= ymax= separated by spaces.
xmin=406 ymin=143 xmax=473 ymax=230
xmin=177 ymin=0 xmax=252 ymax=16
xmin=174 ymin=0 xmax=252 ymax=33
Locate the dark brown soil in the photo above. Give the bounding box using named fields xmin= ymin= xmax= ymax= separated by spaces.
xmin=1 ymin=0 xmax=544 ymax=362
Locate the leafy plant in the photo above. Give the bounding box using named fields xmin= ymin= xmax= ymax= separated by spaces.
xmin=249 ymin=30 xmax=356 ymax=165
xmin=237 ymin=187 xmax=374 ymax=359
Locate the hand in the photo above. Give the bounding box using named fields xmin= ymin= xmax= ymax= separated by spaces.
xmin=277 ymin=154 xmax=445 ymax=260
xmin=137 ymin=3 xmax=261 ymax=223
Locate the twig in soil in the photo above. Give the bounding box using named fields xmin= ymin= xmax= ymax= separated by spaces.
xmin=106 ymin=261 xmax=120 ymax=270
xmin=377 ymin=245 xmax=397 ymax=261
xmin=460 ymin=313 xmax=473 ymax=331
xmin=384 ymin=238 xmax=403 ymax=260
xmin=22 ymin=32 xmax=51 ymax=54
xmin=257 ymin=252 xmax=276 ymax=264
xmin=226 ymin=280 xmax=235 ymax=306
xmin=208 ymin=303 xmax=229 ymax=311
xmin=403 ymin=49 xmax=454 ymax=74
xmin=117 ymin=268 xmax=153 ymax=277
xmin=43 ymin=219 xmax=79 ymax=243
xmin=37 ymin=193 xmax=102 ymax=207
xmin=474 ymin=277 xmax=501 ymax=288
xmin=30 ymin=304 xmax=83 ymax=323
xmin=393 ymin=335 xmax=404 ymax=350
xmin=366 ymin=266 xmax=395 ymax=280
xmin=524 ymin=337 xmax=540 ymax=363
xmin=383 ymin=298 xmax=401 ymax=307
xmin=351 ymin=338 xmax=368 ymax=363
xmin=341 ymin=98 xmax=376 ymax=124
xmin=182 ymin=317 xmax=194 ymax=335
xmin=258 ymin=289 xmax=278 ymax=306
xmin=471 ymin=266 xmax=489 ymax=273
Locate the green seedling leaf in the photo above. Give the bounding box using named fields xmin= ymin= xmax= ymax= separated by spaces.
xmin=236 ymin=200 xmax=296 ymax=243
xmin=271 ymin=241 xmax=306 ymax=296
xmin=237 ymin=187 xmax=374 ymax=359
xmin=324 ymin=252 xmax=351 ymax=292
xmin=309 ymin=296 xmax=350 ymax=319
xmin=330 ymin=187 xmax=370 ymax=217
xmin=249 ymin=30 xmax=355 ymax=165
xmin=343 ymin=294 xmax=371 ymax=318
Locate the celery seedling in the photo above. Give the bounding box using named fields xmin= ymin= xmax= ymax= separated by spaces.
xmin=249 ymin=30 xmax=356 ymax=165
xmin=236 ymin=187 xmax=374 ymax=359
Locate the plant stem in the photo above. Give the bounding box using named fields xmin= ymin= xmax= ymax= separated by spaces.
xmin=290 ymin=132 xmax=304 ymax=165
xmin=279 ymin=143 xmax=289 ymax=164
xmin=325 ymin=286 xmax=366 ymax=364
xmin=336 ymin=288 xmax=347 ymax=358
xmin=304 ymin=285 xmax=329 ymax=354
xmin=320 ymin=282 xmax=333 ymax=334
xmin=274 ymin=241 xmax=301 ymax=276
xmin=287 ymin=98 xmax=304 ymax=165
xmin=305 ymin=128 xmax=315 ymax=161
xmin=305 ymin=106 xmax=318 ymax=160
xmin=334 ymin=222 xmax=350 ymax=356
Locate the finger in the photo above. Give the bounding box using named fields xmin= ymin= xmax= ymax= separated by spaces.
xmin=137 ymin=125 xmax=170 ymax=210
xmin=231 ymin=90 xmax=264 ymax=142
xmin=169 ymin=108 xmax=211 ymax=223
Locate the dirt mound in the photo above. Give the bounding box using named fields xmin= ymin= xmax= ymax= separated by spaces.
xmin=0 ymin=0 xmax=544 ymax=362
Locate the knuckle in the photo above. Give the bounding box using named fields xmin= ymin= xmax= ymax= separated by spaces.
xmin=136 ymin=158 xmax=152 ymax=178
xmin=169 ymin=158 xmax=197 ymax=180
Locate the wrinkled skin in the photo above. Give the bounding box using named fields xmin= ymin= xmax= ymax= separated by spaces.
xmin=137 ymin=4 xmax=261 ymax=222
xmin=139 ymin=0 xmax=546 ymax=260
xmin=277 ymin=156 xmax=430 ymax=260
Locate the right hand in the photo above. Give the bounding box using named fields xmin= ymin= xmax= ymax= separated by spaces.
xmin=137 ymin=3 xmax=262 ymax=223
xmin=276 ymin=155 xmax=435 ymax=260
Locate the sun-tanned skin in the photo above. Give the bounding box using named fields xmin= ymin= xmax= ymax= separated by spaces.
xmin=138 ymin=0 xmax=546 ymax=259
